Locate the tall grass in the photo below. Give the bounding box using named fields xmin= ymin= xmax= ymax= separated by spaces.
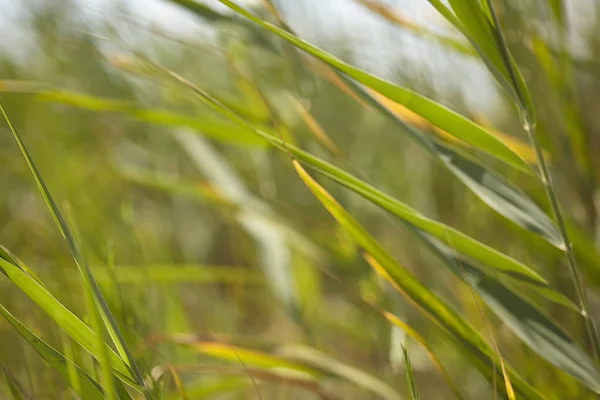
xmin=1 ymin=0 xmax=600 ymax=398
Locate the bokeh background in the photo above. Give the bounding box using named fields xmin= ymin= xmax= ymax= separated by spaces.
xmin=1 ymin=0 xmax=600 ymax=398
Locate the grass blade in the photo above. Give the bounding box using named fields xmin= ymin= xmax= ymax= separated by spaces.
xmin=36 ymin=90 xmax=269 ymax=147
xmin=382 ymin=312 xmax=463 ymax=399
xmin=338 ymin=74 xmax=564 ymax=249
xmin=292 ymin=160 xmax=544 ymax=400
xmin=0 ymin=101 xmax=146 ymax=389
xmin=0 ymin=257 xmax=134 ymax=385
xmin=402 ymin=345 xmax=419 ymax=400
xmin=0 ymin=304 xmax=106 ymax=400
xmin=0 ymin=362 xmax=28 ymax=400
xmin=411 ymin=228 xmax=600 ymax=392
xmin=170 ymin=338 xmax=402 ymax=400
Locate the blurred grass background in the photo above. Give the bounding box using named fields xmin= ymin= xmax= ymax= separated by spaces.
xmin=1 ymin=0 xmax=600 ymax=398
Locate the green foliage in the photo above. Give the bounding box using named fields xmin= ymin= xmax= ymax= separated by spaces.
xmin=2 ymin=0 xmax=600 ymax=398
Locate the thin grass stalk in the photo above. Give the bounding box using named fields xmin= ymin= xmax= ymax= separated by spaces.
xmin=484 ymin=0 xmax=600 ymax=367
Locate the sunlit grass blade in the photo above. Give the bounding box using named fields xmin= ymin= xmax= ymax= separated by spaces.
xmin=0 ymin=304 xmax=106 ymax=400
xmin=292 ymin=160 xmax=544 ymax=400
xmin=0 ymin=101 xmax=146 ymax=389
xmin=171 ymin=0 xmax=531 ymax=173
xmin=162 ymin=336 xmax=402 ymax=400
xmin=0 ymin=257 xmax=135 ymax=386
xmin=336 ymin=74 xmax=564 ymax=249
xmin=367 ymin=88 xmax=542 ymax=165
xmin=402 ymin=345 xmax=419 ymax=400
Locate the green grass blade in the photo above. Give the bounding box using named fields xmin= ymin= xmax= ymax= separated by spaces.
xmin=36 ymin=90 xmax=268 ymax=146
xmin=0 ymin=101 xmax=146 ymax=389
xmin=339 ymin=74 xmax=563 ymax=249
xmin=293 ymin=160 xmax=544 ymax=400
xmin=356 ymin=0 xmax=475 ymax=57
xmin=447 ymin=0 xmax=508 ymax=78
xmin=173 ymin=0 xmax=531 ymax=173
xmin=0 ymin=362 xmax=28 ymax=400
xmin=433 ymin=142 xmax=564 ymax=249
xmin=0 ymin=304 xmax=106 ymax=400
xmin=411 ymin=228 xmax=600 ymax=393
xmin=160 ymin=65 xmax=554 ymax=286
xmin=0 ymin=258 xmax=134 ymax=385
xmin=402 ymin=345 xmax=419 ymax=400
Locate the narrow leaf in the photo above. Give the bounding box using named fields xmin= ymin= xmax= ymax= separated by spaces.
xmin=411 ymin=228 xmax=600 ymax=393
xmin=339 ymin=75 xmax=563 ymax=249
xmin=0 ymin=101 xmax=145 ymax=387
xmin=293 ymin=160 xmax=544 ymax=400
xmin=402 ymin=345 xmax=419 ymax=400
xmin=0 ymin=258 xmax=134 ymax=385
xmin=0 ymin=304 xmax=106 ymax=400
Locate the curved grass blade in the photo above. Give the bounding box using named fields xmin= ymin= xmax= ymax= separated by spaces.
xmin=410 ymin=228 xmax=600 ymax=393
xmin=367 ymin=88 xmax=541 ymax=165
xmin=0 ymin=304 xmax=106 ymax=400
xmin=402 ymin=345 xmax=419 ymax=400
xmin=0 ymin=101 xmax=146 ymax=389
xmin=293 ymin=161 xmax=544 ymax=400
xmin=175 ymin=0 xmax=531 ymax=173
xmin=0 ymin=258 xmax=135 ymax=386
xmin=161 ymin=64 xmax=551 ymax=287
xmin=338 ymin=75 xmax=564 ymax=249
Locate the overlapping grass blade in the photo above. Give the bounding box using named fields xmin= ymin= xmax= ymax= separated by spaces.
xmin=159 ymin=64 xmax=556 ymax=287
xmin=171 ymin=0 xmax=530 ymax=174
xmin=0 ymin=258 xmax=135 ymax=385
xmin=0 ymin=100 xmax=146 ymax=389
xmin=338 ymin=74 xmax=564 ymax=249
xmin=0 ymin=304 xmax=106 ymax=400
xmin=408 ymin=227 xmax=600 ymax=392
xmin=292 ymin=160 xmax=544 ymax=400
